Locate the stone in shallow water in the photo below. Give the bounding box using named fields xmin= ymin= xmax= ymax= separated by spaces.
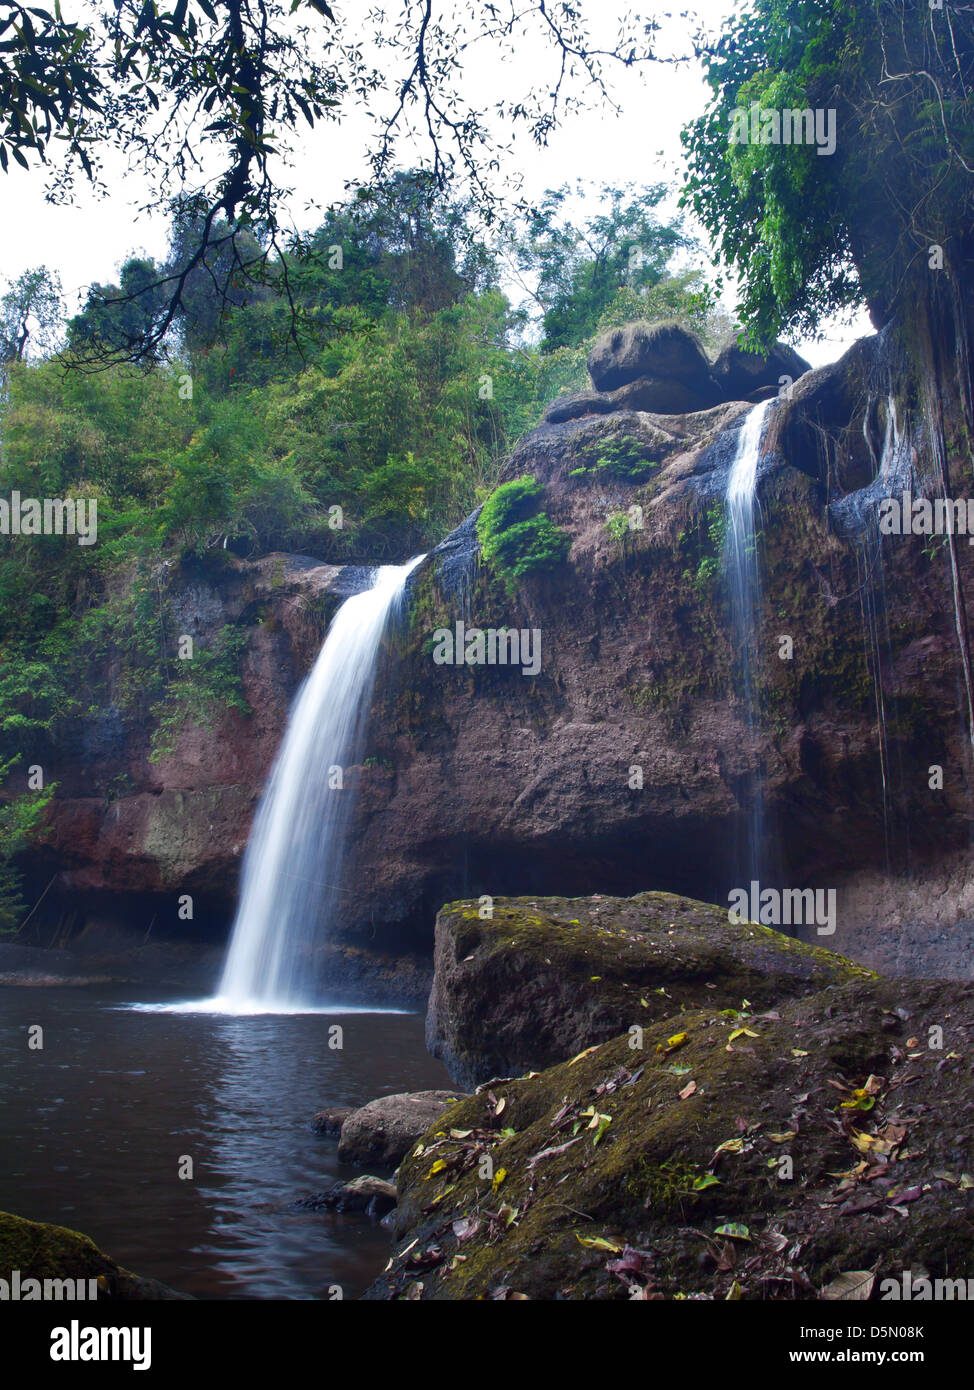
xmin=337 ymin=1090 xmax=469 ymax=1168
xmin=310 ymin=1106 xmax=353 ymax=1136
xmin=0 ymin=1210 xmax=190 ymax=1299
xmin=291 ymin=1176 xmax=398 ymax=1216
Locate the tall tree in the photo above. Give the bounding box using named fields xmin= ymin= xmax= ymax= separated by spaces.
xmin=0 ymin=267 xmax=63 ymax=362
xmin=510 ymin=183 xmax=692 ymax=351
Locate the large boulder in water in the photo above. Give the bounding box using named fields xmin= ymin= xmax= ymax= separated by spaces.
xmin=426 ymin=892 xmax=873 ymax=1089
xmin=711 ymin=334 xmax=812 ymax=400
xmin=587 ymin=321 xmax=717 ymax=394
xmin=337 ymin=1090 xmax=469 ymax=1167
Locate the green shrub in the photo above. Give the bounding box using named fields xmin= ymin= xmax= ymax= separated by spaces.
xmin=571 ymin=433 xmax=659 ymax=483
xmin=477 ymin=474 xmax=571 ymax=593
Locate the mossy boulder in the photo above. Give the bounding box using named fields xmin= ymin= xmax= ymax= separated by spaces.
xmin=426 ymin=892 xmax=873 ymax=1088
xmin=587 ymin=321 xmax=715 ymax=393
xmin=369 ymin=976 xmax=974 ymax=1300
xmin=0 ymin=1210 xmax=188 ymax=1299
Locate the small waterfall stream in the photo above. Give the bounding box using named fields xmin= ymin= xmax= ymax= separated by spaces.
xmin=211 ymin=555 xmax=425 ymax=1013
xmin=723 ymin=398 xmax=774 ymax=882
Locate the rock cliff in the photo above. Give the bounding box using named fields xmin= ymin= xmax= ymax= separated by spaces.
xmin=17 ymin=323 xmax=974 ymax=980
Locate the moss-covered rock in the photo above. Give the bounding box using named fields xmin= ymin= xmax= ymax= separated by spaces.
xmin=0 ymin=1210 xmax=189 ymax=1299
xmin=370 ymin=976 xmax=974 ymax=1300
xmin=427 ymin=892 xmax=873 ymax=1088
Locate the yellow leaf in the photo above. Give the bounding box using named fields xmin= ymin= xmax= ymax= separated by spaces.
xmin=849 ymin=1131 xmax=893 ymax=1156
xmin=425 ymin=1158 xmax=448 ymax=1178
xmin=567 ymin=1045 xmax=600 ymax=1067
xmin=575 ymin=1234 xmax=624 ymax=1253
xmin=768 ymin=1131 xmax=797 ymax=1143
xmin=840 ymin=1088 xmax=875 ymax=1111
xmin=714 ymin=1223 xmax=750 ymax=1241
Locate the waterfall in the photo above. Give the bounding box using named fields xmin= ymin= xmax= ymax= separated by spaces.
xmin=213 ymin=555 xmax=425 ymax=1013
xmin=723 ymin=397 xmax=774 ymax=882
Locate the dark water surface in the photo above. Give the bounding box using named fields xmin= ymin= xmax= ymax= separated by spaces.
xmin=0 ymin=984 xmax=452 ymax=1299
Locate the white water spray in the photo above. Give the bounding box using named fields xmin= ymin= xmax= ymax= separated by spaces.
xmin=208 ymin=555 xmax=425 ymax=1013
xmin=724 ymin=398 xmax=774 ymax=880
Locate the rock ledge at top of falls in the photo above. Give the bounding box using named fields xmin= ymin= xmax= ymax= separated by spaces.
xmin=425 ymin=892 xmax=873 ymax=1090
xmin=0 ymin=1210 xmax=191 ymax=1299
xmin=544 ymin=321 xmax=813 ymax=422
xmin=367 ymin=973 xmax=974 ymax=1301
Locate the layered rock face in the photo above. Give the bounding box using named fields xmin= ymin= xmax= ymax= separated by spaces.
xmin=19 ymin=321 xmax=974 ymax=979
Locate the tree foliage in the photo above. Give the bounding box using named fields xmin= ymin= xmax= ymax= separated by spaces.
xmin=683 ymin=0 xmax=974 ymax=346
xmin=0 ymin=267 xmax=63 ymax=362
xmin=1 ymin=0 xmax=661 ymax=361
xmin=510 ymin=183 xmax=693 ymax=351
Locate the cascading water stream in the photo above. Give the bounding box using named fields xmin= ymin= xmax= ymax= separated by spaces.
xmin=209 ymin=555 xmax=425 ymax=1013
xmin=723 ymin=397 xmax=774 ymax=883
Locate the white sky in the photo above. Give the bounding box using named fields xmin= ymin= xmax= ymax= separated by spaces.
xmin=0 ymin=1 xmax=872 ymax=367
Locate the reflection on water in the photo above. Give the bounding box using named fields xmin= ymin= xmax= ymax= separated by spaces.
xmin=0 ymin=985 xmax=451 ymax=1299
xmin=124 ymin=997 xmax=410 ymax=1016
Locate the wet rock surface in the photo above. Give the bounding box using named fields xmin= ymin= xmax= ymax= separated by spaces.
xmin=311 ymin=1106 xmax=353 ymax=1137
xmin=291 ymin=1176 xmax=398 ymax=1217
xmin=336 ymin=1090 xmax=469 ymax=1168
